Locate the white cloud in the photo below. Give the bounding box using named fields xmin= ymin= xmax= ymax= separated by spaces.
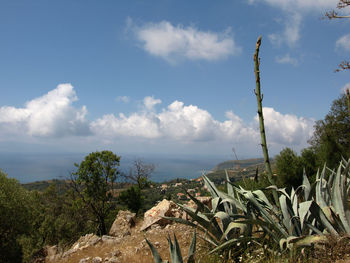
xmin=92 ymin=97 xmax=314 ymax=148
xmin=0 ymin=87 xmax=315 ymax=154
xmin=130 ymin=20 xmax=241 ymax=63
xmin=275 ymin=53 xmax=298 ymax=65
xmin=115 ymin=96 xmax=130 ymax=103
xmin=268 ymin=12 xmax=302 ymax=48
xmin=260 ymin=107 xmax=314 ymax=146
xmin=336 ymin=34 xmax=350 ymax=52
xmin=0 ymin=84 xmax=90 ymax=137
xmin=143 ymin=96 xmax=162 ymax=111
xmin=250 ymin=0 xmax=337 ymax=48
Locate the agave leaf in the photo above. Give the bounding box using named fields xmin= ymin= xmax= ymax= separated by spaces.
xmin=316 ymin=167 xmax=329 ymax=209
xmin=309 ymin=202 xmax=338 ymax=235
xmin=187 ymin=230 xmax=196 ymax=263
xmin=220 ymin=198 xmax=246 ymax=212
xmin=209 ymin=236 xmax=257 ymax=255
xmin=211 ymin=197 xmax=220 ymax=213
xmin=177 ymin=204 xmax=222 ymax=240
xmin=146 ymin=238 xmax=164 ymax=263
xmin=279 ymin=195 xmax=292 ymax=235
xmin=290 ymin=188 xmax=299 ymax=218
xmin=214 ymin=211 xmax=231 ymax=233
xmin=299 ymin=201 xmax=312 ymax=231
xmin=185 ymin=190 xmax=211 ymax=214
xmin=220 ymin=221 xmax=247 ymax=241
xmin=302 ymin=170 xmax=311 ymax=200
xmin=288 ymin=235 xmax=327 ymax=248
xmin=331 ymin=163 xmax=350 ymax=233
xmin=240 ymin=190 xmax=289 ymax=238
xmin=202 ymin=174 xmax=220 ymax=198
xmin=225 ymin=169 xmax=234 ymax=196
xmin=173 ymin=234 xmax=184 ymax=263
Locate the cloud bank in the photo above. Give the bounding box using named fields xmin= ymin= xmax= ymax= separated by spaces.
xmin=0 ymin=84 xmax=315 ymax=154
xmin=129 ymin=19 xmax=241 ymax=63
xmin=0 ymin=84 xmax=90 ymax=138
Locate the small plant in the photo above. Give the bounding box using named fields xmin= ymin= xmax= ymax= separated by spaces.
xmin=146 ymin=230 xmax=196 ymax=263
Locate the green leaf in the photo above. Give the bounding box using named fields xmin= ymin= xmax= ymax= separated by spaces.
xmin=146 ymin=238 xmax=163 ymax=263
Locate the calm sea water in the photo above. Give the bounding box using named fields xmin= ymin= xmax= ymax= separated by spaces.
xmin=0 ymin=152 xmax=223 ymax=183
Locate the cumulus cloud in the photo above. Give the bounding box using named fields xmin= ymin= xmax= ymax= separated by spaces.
xmin=275 ymin=53 xmax=298 ymax=66
xmin=0 ymin=87 xmax=314 ymax=153
xmin=143 ymin=96 xmax=162 ymax=111
xmin=129 ymin=19 xmax=241 ymax=63
xmin=0 ymin=84 xmax=90 ymax=137
xmin=336 ymin=34 xmax=350 ymax=52
xmin=91 ymin=96 xmax=314 ymax=148
xmin=260 ymin=107 xmax=314 ymax=145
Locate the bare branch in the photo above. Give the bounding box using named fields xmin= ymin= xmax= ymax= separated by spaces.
xmin=338 ymin=0 xmax=350 ymax=9
xmin=335 ymin=61 xmax=350 ymax=72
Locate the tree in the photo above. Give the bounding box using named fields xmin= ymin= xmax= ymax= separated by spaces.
xmin=0 ymin=171 xmax=31 ymax=263
xmin=70 ymin=151 xmax=120 ymax=236
xmin=325 ymin=0 xmax=350 ymax=71
xmin=123 ymin=159 xmax=155 ymax=189
xmin=275 ymin=148 xmax=303 ymax=188
xmin=308 ymin=94 xmax=350 ymax=168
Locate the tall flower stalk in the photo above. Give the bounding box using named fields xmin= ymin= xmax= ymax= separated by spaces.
xmin=253 ymin=36 xmax=279 ymax=205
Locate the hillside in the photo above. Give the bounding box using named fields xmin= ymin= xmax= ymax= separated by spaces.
xmin=206 ymin=158 xmax=270 ymax=184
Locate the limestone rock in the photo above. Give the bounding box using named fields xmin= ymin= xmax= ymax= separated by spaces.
xmin=109 ymin=210 xmax=136 ymax=238
xmin=92 ymin=256 xmax=102 ymax=263
xmin=140 ymin=199 xmax=179 ymax=231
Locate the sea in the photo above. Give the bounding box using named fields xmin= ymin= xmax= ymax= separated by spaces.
xmin=0 ymin=152 xmax=225 ymax=183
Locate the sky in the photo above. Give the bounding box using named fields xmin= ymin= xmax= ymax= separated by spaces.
xmin=1 ymin=0 xmax=350 ymax=159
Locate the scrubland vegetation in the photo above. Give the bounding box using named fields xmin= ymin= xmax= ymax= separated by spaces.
xmin=2 ymin=2 xmax=350 ymax=262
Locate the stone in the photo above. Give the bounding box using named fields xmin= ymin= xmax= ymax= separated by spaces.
xmin=109 ymin=210 xmax=136 ymax=238
xmin=92 ymin=256 xmax=102 ymax=263
xmin=140 ymin=199 xmax=178 ymax=231
xmin=79 ymin=257 xmax=90 ymax=263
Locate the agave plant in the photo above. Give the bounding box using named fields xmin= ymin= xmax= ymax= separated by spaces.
xmin=165 ymin=159 xmax=350 ymax=258
xmin=146 ymin=230 xmax=196 ymax=263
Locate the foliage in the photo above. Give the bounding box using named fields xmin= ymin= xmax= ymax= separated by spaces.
xmin=309 ymin=94 xmax=350 ymax=169
xmin=146 ymin=231 xmax=196 ymax=263
xmin=275 ymin=148 xmax=303 ymax=188
xmin=119 ymin=185 xmax=143 ymax=214
xmin=70 ymin=150 xmax=121 ymax=235
xmin=0 ymin=171 xmax=31 ymax=263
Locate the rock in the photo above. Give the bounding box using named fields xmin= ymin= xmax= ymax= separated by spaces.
xmin=63 ymin=234 xmax=101 ymax=258
xmin=102 ymin=235 xmax=121 ymax=244
xmin=92 ymin=256 xmax=102 ymax=263
xmin=109 ymin=210 xmax=136 ymax=238
xmin=140 ymin=199 xmax=179 ymax=231
xmin=79 ymin=257 xmax=90 ymax=263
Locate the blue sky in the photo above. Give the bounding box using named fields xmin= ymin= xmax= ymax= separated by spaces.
xmin=0 ymin=0 xmax=349 ymax=158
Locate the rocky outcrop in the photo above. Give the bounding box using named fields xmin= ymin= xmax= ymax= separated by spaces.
xmin=109 ymin=210 xmax=136 ymax=238
xmin=140 ymin=199 xmax=183 ymax=231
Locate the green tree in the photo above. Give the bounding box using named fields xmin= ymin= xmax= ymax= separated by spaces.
xmin=119 ymin=185 xmax=143 ymax=214
xmin=275 ymin=148 xmax=303 ymax=188
xmin=0 ymin=171 xmax=31 ymax=263
xmin=71 ymin=150 xmax=120 ymax=236
xmin=308 ymin=94 xmax=350 ymax=169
